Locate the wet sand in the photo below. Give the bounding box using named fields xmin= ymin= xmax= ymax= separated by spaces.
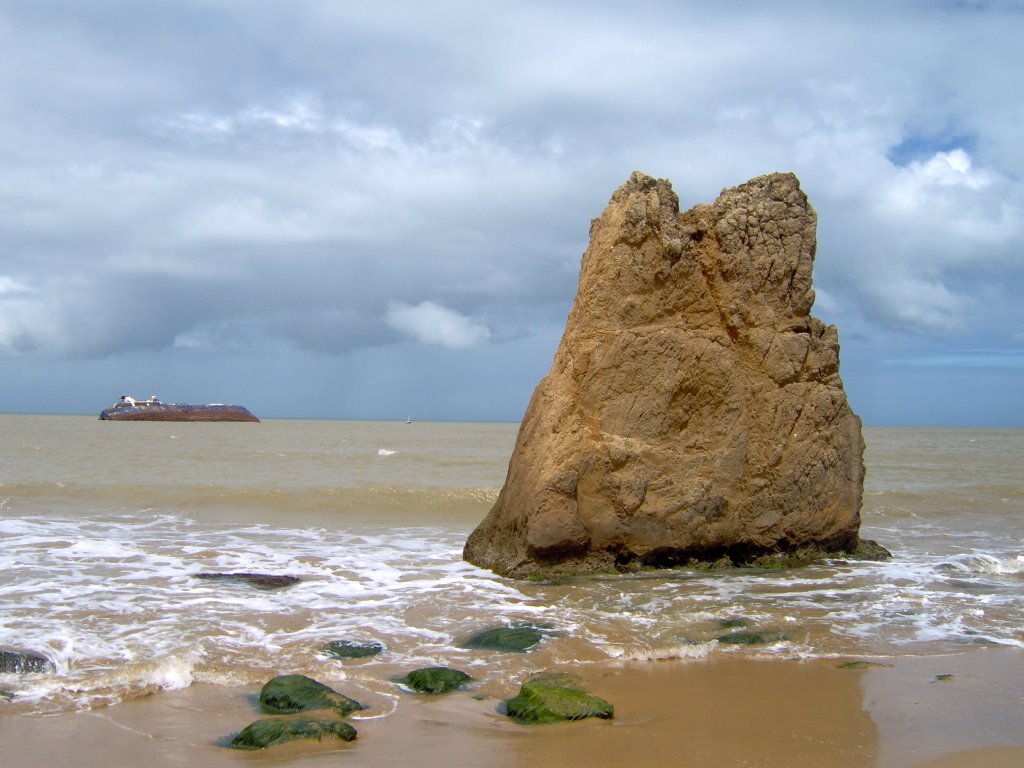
xmin=3 ymin=648 xmax=1022 ymax=768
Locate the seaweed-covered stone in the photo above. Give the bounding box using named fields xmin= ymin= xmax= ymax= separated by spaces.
xmin=0 ymin=650 xmax=55 ymax=674
xmin=195 ymin=572 xmax=301 ymax=590
xmin=851 ymin=539 xmax=893 ymax=561
xmin=0 ymin=688 xmax=14 ymax=701
xmin=228 ymin=717 xmax=357 ymax=750
xmin=715 ymin=630 xmax=787 ymax=645
xmin=323 ymin=640 xmax=384 ymax=660
xmin=259 ymin=674 xmax=364 ymax=717
xmin=836 ymin=660 xmax=891 ymax=670
xmin=505 ymin=674 xmax=614 ymax=725
xmin=717 ymin=618 xmax=749 ymax=629
xmin=837 ymin=661 xmax=872 ymax=670
xmin=402 ymin=667 xmax=473 ymax=694
xmin=462 ymin=625 xmax=544 ymax=652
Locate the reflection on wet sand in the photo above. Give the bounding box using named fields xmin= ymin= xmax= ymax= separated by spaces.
xmin=3 ymin=651 xmax=1023 ymax=767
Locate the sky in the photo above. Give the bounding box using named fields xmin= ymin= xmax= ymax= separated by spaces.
xmin=1 ymin=1 xmax=1022 ymax=426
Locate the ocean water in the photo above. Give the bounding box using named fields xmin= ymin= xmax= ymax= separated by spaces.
xmin=1 ymin=415 xmax=1021 ymax=715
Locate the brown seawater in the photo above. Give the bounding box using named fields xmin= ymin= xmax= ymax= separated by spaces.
xmin=1 ymin=415 xmax=1022 ymax=716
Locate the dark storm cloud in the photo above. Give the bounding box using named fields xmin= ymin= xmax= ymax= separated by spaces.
xmin=1 ymin=1 xmax=1022 ymax=423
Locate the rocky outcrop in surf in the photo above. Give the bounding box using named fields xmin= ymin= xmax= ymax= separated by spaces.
xmin=504 ymin=673 xmax=614 ymax=724
xmin=465 ymin=171 xmax=874 ymax=578
xmin=401 ymin=667 xmax=474 ymax=694
xmin=0 ymin=649 xmax=54 ymax=674
xmin=194 ymin=572 xmax=300 ymax=590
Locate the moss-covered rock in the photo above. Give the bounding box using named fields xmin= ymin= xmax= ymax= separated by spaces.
xmin=323 ymin=640 xmax=384 ymax=660
xmin=715 ymin=630 xmax=787 ymax=645
xmin=684 ymin=539 xmax=892 ymax=570
xmin=259 ymin=674 xmax=364 ymax=717
xmin=462 ymin=625 xmax=545 ymax=652
xmin=0 ymin=649 xmax=54 ymax=674
xmin=851 ymin=539 xmax=893 ymax=561
xmin=505 ymin=674 xmax=614 ymax=725
xmin=227 ymin=717 xmax=357 ymax=750
xmin=717 ymin=618 xmax=749 ymax=629
xmin=402 ymin=667 xmax=473 ymax=694
xmin=836 ymin=660 xmax=892 ymax=670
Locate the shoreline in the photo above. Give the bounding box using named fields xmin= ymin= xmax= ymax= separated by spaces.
xmin=3 ymin=647 xmax=1022 ymax=767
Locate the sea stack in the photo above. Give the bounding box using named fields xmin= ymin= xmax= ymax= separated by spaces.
xmin=465 ymin=171 xmax=867 ymax=578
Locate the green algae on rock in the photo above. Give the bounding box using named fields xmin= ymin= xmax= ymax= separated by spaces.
xmin=717 ymin=618 xmax=749 ymax=629
xmin=462 ymin=625 xmax=546 ymax=652
xmin=402 ymin=667 xmax=473 ymax=694
xmin=850 ymin=538 xmax=893 ymax=561
xmin=323 ymin=639 xmax=384 ymax=660
xmin=505 ymin=674 xmax=614 ymax=725
xmin=715 ymin=630 xmax=788 ymax=645
xmin=228 ymin=717 xmax=357 ymax=750
xmin=259 ymin=674 xmax=364 ymax=717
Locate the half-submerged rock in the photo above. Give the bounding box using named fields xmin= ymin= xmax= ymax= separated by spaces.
xmin=401 ymin=667 xmax=473 ymax=694
xmin=505 ymin=674 xmax=614 ymax=725
xmin=0 ymin=649 xmax=55 ymax=674
xmin=258 ymin=674 xmax=364 ymax=717
xmin=322 ymin=639 xmax=384 ymax=660
xmin=228 ymin=718 xmax=357 ymax=750
xmin=195 ymin=572 xmax=301 ymax=590
xmin=465 ymin=171 xmax=870 ymax=578
xmin=461 ymin=625 xmax=546 ymax=652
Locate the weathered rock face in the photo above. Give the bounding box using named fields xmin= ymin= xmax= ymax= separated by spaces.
xmin=464 ymin=171 xmax=866 ymax=578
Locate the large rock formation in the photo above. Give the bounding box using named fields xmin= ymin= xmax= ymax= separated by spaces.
xmin=465 ymin=171 xmax=868 ymax=578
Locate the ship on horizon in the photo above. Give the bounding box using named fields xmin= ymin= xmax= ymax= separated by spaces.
xmin=99 ymin=395 xmax=260 ymax=422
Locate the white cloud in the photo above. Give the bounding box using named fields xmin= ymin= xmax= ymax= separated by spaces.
xmin=333 ymin=119 xmax=407 ymax=153
xmin=243 ymin=99 xmax=323 ymax=131
xmin=0 ymin=277 xmax=40 ymax=353
xmin=0 ymin=295 xmax=56 ymax=354
xmin=0 ymin=276 xmax=30 ymax=295
xmin=884 ymin=149 xmax=995 ymax=214
xmin=869 ymin=276 xmax=967 ymax=333
xmin=811 ymin=286 xmax=839 ymax=316
xmin=166 ymin=111 xmax=235 ymax=138
xmin=163 ymin=98 xmax=325 ymax=140
xmin=386 ymin=301 xmax=491 ymax=348
xmin=881 ymin=148 xmax=1020 ymax=246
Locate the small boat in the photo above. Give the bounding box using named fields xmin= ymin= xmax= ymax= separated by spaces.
xmin=99 ymin=395 xmax=260 ymax=422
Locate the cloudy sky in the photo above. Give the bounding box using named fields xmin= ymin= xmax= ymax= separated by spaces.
xmin=1 ymin=1 xmax=1022 ymax=425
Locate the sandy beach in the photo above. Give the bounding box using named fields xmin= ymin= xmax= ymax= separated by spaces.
xmin=5 ymin=648 xmax=1022 ymax=768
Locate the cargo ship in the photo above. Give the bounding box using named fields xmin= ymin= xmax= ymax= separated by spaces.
xmin=99 ymin=395 xmax=260 ymax=422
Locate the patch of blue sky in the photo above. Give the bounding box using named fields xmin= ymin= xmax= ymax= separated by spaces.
xmin=885 ymin=349 xmax=1024 ymax=368
xmin=928 ymin=0 xmax=1024 ymax=14
xmin=886 ymin=131 xmax=978 ymax=167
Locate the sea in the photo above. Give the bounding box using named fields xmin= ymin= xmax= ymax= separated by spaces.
xmin=1 ymin=415 xmax=1022 ymax=716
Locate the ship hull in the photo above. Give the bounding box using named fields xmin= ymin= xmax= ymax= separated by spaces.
xmin=99 ymin=404 xmax=260 ymax=422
